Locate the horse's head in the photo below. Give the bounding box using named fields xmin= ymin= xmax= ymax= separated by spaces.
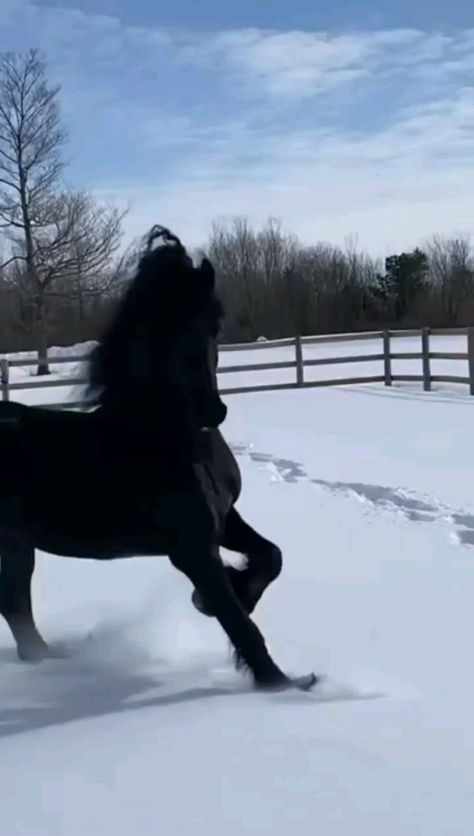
xmin=86 ymin=225 xmax=227 ymax=432
xmin=146 ymin=228 xmax=227 ymax=430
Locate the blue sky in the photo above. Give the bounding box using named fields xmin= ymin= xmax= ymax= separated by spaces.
xmin=35 ymin=0 xmax=474 ymax=32
xmin=1 ymin=0 xmax=474 ymax=254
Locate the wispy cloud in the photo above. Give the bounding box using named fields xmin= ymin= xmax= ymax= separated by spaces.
xmin=180 ymin=29 xmax=371 ymax=98
xmin=99 ymin=87 xmax=474 ymax=256
xmin=1 ymin=0 xmax=474 ymax=254
xmin=181 ymin=28 xmax=468 ymax=101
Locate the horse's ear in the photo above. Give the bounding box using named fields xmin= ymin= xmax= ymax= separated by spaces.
xmin=200 ymin=258 xmax=215 ymax=292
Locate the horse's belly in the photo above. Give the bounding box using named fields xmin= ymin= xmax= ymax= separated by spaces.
xmin=20 ymin=486 xmax=172 ymax=558
xmin=26 ymin=527 xmax=169 ymax=560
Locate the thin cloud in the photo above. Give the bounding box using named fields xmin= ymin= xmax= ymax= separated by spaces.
xmin=184 ymin=28 xmax=466 ymax=100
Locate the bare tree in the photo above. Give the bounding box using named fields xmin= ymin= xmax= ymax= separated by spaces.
xmin=208 ymin=219 xmax=263 ymax=339
xmin=205 ymin=219 xmax=383 ymax=340
xmin=0 ymin=50 xmax=127 ymax=369
xmin=30 ymin=191 xmax=124 ymax=332
xmin=0 ymin=49 xmax=67 ymax=371
xmin=208 ymin=218 xmax=302 ymax=339
xmin=425 ymin=235 xmax=474 ymax=324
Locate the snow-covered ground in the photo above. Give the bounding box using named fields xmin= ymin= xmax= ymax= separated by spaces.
xmin=1 ymin=338 xmax=474 ymax=835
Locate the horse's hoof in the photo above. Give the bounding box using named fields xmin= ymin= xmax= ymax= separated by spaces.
xmin=17 ymin=643 xmax=67 ymax=663
xmin=18 ymin=646 xmax=49 ymax=663
xmin=257 ymin=672 xmax=319 ymax=692
xmin=292 ymin=673 xmax=319 ymax=691
xmin=191 ymin=568 xmax=262 ymax=617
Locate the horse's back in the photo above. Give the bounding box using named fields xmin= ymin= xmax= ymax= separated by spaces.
xmin=0 ymin=404 xmax=122 ymax=536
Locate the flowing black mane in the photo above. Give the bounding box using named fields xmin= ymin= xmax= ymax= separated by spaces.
xmin=85 ymin=226 xmax=224 ymax=414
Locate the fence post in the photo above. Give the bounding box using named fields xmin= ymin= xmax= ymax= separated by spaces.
xmin=382 ymin=331 xmax=392 ymax=387
xmin=295 ymin=336 xmax=304 ymax=386
xmin=468 ymin=329 xmax=474 ymax=396
xmin=421 ymin=328 xmax=431 ymax=392
xmin=0 ymin=358 xmax=10 ymax=402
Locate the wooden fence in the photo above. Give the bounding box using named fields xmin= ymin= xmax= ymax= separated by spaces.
xmin=2 ymin=327 xmax=474 ymax=409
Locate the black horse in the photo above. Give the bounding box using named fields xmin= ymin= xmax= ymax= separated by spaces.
xmin=0 ymin=227 xmax=316 ymax=691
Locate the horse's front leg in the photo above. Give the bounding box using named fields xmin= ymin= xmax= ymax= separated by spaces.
xmin=193 ymin=507 xmax=282 ymax=616
xmin=170 ymin=513 xmax=315 ymax=691
xmin=0 ymin=541 xmax=51 ymax=661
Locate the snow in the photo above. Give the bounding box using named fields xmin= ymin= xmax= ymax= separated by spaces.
xmin=1 ymin=337 xmax=474 ymax=835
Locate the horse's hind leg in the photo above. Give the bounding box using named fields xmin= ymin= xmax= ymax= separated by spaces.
xmin=193 ymin=507 xmax=282 ymax=616
xmin=0 ymin=540 xmax=50 ymax=661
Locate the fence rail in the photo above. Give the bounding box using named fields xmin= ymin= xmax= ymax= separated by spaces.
xmin=2 ymin=327 xmax=474 ymax=409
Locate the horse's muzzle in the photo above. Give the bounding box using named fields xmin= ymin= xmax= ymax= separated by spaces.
xmin=196 ymin=395 xmax=227 ymax=429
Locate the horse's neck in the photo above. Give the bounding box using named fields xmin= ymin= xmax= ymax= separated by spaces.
xmin=96 ymin=401 xmax=197 ymax=456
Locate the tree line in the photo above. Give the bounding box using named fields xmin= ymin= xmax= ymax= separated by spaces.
xmin=206 ymin=221 xmax=474 ymax=343
xmin=1 ymin=50 xmax=474 ymax=372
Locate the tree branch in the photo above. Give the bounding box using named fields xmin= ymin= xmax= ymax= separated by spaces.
xmin=0 ymin=253 xmax=27 ymax=270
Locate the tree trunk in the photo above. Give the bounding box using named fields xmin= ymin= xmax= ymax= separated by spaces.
xmin=18 ymin=168 xmax=49 ymax=374
xmin=76 ymin=266 xmax=86 ymax=341
xmin=34 ymin=293 xmax=49 ymax=376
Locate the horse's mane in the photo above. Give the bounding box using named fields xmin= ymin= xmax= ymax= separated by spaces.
xmin=84 ymin=226 xmax=223 ymax=412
